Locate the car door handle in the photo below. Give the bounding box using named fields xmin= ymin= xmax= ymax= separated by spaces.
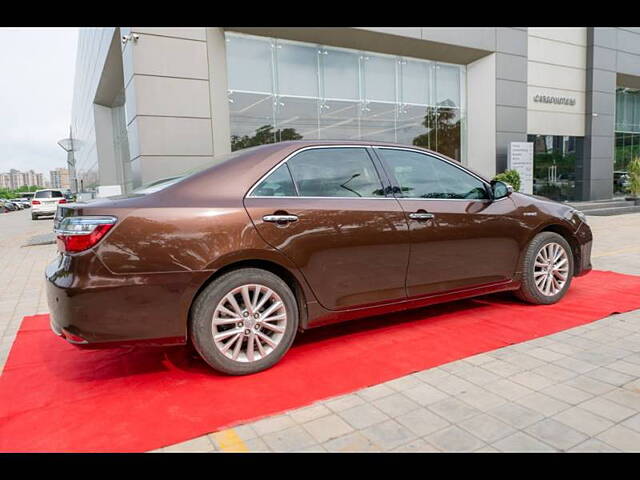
xmin=408 ymin=212 xmax=435 ymax=220
xmin=262 ymin=214 xmax=299 ymax=223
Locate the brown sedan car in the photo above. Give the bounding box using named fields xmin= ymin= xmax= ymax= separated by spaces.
xmin=47 ymin=141 xmax=592 ymax=374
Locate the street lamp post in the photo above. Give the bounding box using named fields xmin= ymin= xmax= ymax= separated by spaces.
xmin=57 ymin=126 xmax=78 ymax=194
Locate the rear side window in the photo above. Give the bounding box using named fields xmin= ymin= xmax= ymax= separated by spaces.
xmin=34 ymin=190 xmax=63 ymax=198
xmin=251 ymin=164 xmax=297 ymax=197
xmin=287 ymin=148 xmax=384 ymax=198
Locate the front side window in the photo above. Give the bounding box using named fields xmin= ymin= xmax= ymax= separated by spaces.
xmin=251 ymin=164 xmax=297 ymax=197
xmin=378 ymin=149 xmax=488 ymax=200
xmin=287 ymin=148 xmax=385 ymax=198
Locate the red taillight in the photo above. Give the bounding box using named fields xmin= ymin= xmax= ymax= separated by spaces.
xmin=55 ymin=216 xmax=117 ymax=253
xmin=59 ymin=199 xmax=67 ymax=204
xmin=57 ymin=224 xmax=114 ymax=253
xmin=32 ymin=200 xmax=41 ymax=205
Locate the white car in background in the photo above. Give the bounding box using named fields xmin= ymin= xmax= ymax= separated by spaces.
xmin=31 ymin=189 xmax=67 ymax=220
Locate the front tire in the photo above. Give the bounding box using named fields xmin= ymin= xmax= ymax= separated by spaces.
xmin=189 ymin=268 xmax=299 ymax=375
xmin=515 ymin=232 xmax=574 ymax=305
xmin=31 ymin=213 xmax=37 ymax=220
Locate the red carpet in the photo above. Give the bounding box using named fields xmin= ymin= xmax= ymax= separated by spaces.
xmin=1 ymin=270 xmax=640 ymax=452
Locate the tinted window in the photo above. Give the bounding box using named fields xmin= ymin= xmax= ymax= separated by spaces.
xmin=287 ymin=148 xmax=384 ymax=198
xmin=379 ymin=149 xmax=488 ymax=200
xmin=34 ymin=190 xmax=63 ymax=198
xmin=252 ymin=164 xmax=297 ymax=197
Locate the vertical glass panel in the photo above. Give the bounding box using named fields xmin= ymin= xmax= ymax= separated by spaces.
xmin=229 ymin=92 xmax=275 ymax=151
xmin=319 ymin=100 xmax=360 ymax=140
xmin=616 ymin=88 xmax=625 ymax=130
xmin=276 ymin=41 xmax=319 ymax=98
xmin=275 ymin=96 xmax=319 ymax=140
xmin=436 ymin=64 xmax=461 ymax=108
xmin=363 ymin=54 xmax=396 ymax=103
xmin=531 ymin=134 xmax=580 ymax=202
xmin=359 ymin=102 xmax=397 ymax=142
xmin=226 ymin=34 xmax=273 ymax=93
xmin=397 ymin=105 xmax=432 ymax=147
xmin=401 ymin=59 xmax=431 ymax=106
xmin=322 ymin=48 xmax=359 ymax=101
xmin=624 ymin=91 xmax=634 ymax=130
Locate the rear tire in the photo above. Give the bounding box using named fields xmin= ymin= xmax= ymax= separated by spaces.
xmin=189 ymin=268 xmax=299 ymax=375
xmin=31 ymin=213 xmax=37 ymax=220
xmin=514 ymin=232 xmax=574 ymax=305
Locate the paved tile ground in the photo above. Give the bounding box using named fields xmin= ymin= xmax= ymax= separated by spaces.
xmin=1 ymin=209 xmax=640 ymax=452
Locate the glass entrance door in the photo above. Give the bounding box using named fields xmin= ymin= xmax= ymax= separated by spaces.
xmin=528 ymin=135 xmax=583 ymax=202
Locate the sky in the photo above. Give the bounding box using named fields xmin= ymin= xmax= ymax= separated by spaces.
xmin=0 ymin=27 xmax=78 ymax=176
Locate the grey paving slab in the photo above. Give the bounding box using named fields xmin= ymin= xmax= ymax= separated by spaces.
xmin=491 ymin=431 xmax=557 ymax=452
xmin=515 ymin=392 xmax=572 ymax=417
xmin=163 ymin=435 xmax=216 ymax=453
xmin=395 ymin=407 xmax=450 ymax=437
xmin=552 ymin=406 xmax=615 ymax=436
xmin=288 ymin=403 xmax=331 ymax=424
xmin=322 ymin=431 xmax=382 ymax=452
xmin=579 ymin=396 xmax=637 ymax=422
xmin=261 ymin=425 xmax=318 ymax=452
xmin=487 ymin=402 xmax=544 ymax=429
xmin=372 ymin=392 xmax=420 ymax=417
xmin=568 ymin=438 xmax=621 ymax=452
xmin=596 ymin=425 xmax=640 ymax=451
xmin=359 ymin=419 xmax=417 ymax=450
xmin=427 ymin=397 xmax=481 ymax=424
xmin=392 ymin=438 xmax=440 ymax=452
xmin=425 ymin=425 xmax=486 ymax=452
xmin=302 ymin=414 xmax=354 ymax=444
xmin=324 ymin=393 xmax=365 ymax=412
xmin=338 ymin=403 xmax=389 ymax=430
xmin=621 ymin=413 xmax=640 ymax=433
xmin=251 ymin=414 xmax=296 ymax=436
xmin=458 ymin=413 xmax=517 ymax=443
xmin=539 ymin=383 xmax=594 ymax=405
xmin=402 ymin=383 xmax=450 ymax=406
xmin=585 ymin=366 xmax=636 ymax=386
xmin=355 ymin=384 xmax=395 ymax=402
xmin=455 ymin=385 xmax=508 ymax=411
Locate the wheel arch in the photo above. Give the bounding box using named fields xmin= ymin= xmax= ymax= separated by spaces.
xmin=186 ymin=258 xmax=310 ymax=341
xmin=532 ymin=222 xmax=582 ymax=274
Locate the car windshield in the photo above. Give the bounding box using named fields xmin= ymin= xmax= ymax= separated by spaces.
xmin=130 ymin=149 xmax=251 ymax=195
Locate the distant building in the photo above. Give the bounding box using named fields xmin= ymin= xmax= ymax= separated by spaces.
xmin=49 ymin=167 xmax=70 ymax=190
xmin=0 ymin=169 xmax=46 ymax=189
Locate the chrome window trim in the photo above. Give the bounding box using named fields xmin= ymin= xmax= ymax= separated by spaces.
xmin=245 ymin=144 xmax=498 ymax=203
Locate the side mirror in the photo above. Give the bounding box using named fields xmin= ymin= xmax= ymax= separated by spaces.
xmin=491 ymin=180 xmax=514 ymax=200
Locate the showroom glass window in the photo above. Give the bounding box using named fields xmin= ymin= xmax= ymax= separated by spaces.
xmin=527 ymin=135 xmax=584 ymax=202
xmin=614 ymin=88 xmax=640 ymax=194
xmin=225 ymin=32 xmax=466 ymax=161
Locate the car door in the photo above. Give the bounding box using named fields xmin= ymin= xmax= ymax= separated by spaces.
xmin=374 ymin=147 xmax=524 ymax=298
xmin=243 ymin=146 xmax=411 ymax=311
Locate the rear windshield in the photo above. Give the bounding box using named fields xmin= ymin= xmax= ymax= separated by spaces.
xmin=130 ymin=149 xmax=252 ymax=195
xmin=34 ymin=190 xmax=63 ymax=198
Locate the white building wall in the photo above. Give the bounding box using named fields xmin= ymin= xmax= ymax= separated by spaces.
xmin=527 ymin=28 xmax=587 ymax=137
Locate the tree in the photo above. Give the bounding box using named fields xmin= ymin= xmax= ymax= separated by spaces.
xmin=231 ymin=125 xmax=302 ymax=152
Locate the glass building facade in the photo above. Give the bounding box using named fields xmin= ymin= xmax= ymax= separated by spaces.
xmin=528 ymin=135 xmax=583 ymax=202
xmin=225 ymin=32 xmax=466 ymax=161
xmin=614 ymin=88 xmax=640 ymax=193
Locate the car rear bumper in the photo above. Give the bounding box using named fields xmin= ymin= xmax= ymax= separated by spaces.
xmin=32 ymin=205 xmax=58 ymax=215
xmin=45 ymin=251 xmax=208 ymax=347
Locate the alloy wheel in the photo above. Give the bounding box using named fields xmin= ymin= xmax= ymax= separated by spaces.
xmin=533 ymin=242 xmax=570 ymax=296
xmin=211 ymin=284 xmax=287 ymax=363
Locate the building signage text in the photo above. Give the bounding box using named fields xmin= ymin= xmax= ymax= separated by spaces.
xmin=533 ymin=94 xmax=576 ymax=106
